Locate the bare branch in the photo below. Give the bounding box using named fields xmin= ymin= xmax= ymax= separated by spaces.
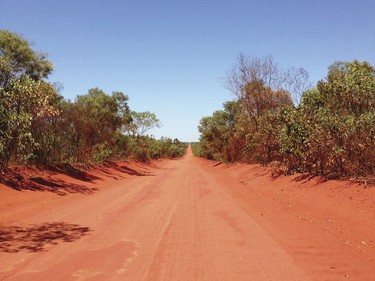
xmin=225 ymin=54 xmax=311 ymax=115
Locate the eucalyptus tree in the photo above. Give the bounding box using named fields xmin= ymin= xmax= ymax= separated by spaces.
xmin=225 ymin=54 xmax=308 ymax=130
xmin=0 ymin=30 xmax=58 ymax=168
xmin=0 ymin=30 xmax=53 ymax=87
xmin=280 ymin=60 xmax=375 ymax=177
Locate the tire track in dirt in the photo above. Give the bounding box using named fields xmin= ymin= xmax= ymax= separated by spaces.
xmin=1 ymin=146 xmax=374 ymax=280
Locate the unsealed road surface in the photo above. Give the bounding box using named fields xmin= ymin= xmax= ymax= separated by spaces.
xmin=1 ymin=146 xmax=374 ymax=280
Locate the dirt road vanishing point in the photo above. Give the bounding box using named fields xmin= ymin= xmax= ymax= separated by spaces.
xmin=1 ymin=146 xmax=374 ymax=280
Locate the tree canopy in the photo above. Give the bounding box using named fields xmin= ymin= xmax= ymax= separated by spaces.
xmin=0 ymin=30 xmax=53 ymax=87
xmin=0 ymin=30 xmax=186 ymax=169
xmin=196 ymin=56 xmax=374 ymax=180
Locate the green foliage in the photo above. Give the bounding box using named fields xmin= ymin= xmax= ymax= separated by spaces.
xmin=254 ymin=107 xmax=288 ymax=164
xmin=150 ymin=137 xmax=187 ymax=159
xmin=190 ymin=142 xmax=202 ymax=156
xmin=27 ymin=87 xmax=132 ymax=164
xmin=92 ymin=142 xmax=113 ymax=163
xmin=126 ymin=111 xmax=161 ymax=137
xmin=69 ymin=88 xmax=129 ymax=162
xmin=279 ymin=61 xmax=375 ymax=177
xmin=124 ymin=136 xmax=187 ymax=161
xmin=0 ymin=77 xmax=59 ymax=169
xmin=0 ymin=30 xmax=53 ymax=86
xmin=0 ymin=31 xmax=185 ymax=169
xmin=30 ymin=97 xmax=72 ymax=164
xmin=199 ymin=59 xmax=375 ymax=180
xmin=26 ymin=85 xmax=182 ymax=165
xmin=319 ymin=60 xmax=374 ymax=115
xmin=198 ymin=101 xmax=239 ymax=161
xmin=0 ymin=30 xmax=58 ymax=168
xmin=198 ymin=90 xmax=292 ymax=164
xmin=2 ymin=31 xmax=372 ymax=181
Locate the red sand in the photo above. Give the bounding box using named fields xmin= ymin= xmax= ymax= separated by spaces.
xmin=0 ymin=147 xmax=374 ymax=280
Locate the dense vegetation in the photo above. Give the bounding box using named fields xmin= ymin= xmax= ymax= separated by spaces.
xmin=0 ymin=30 xmax=186 ymax=169
xmin=196 ymin=55 xmax=374 ymax=180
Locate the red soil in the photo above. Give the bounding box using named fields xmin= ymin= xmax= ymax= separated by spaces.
xmin=0 ymin=147 xmax=374 ymax=280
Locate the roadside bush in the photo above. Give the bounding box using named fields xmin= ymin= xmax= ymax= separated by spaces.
xmin=0 ymin=31 xmax=186 ymax=169
xmin=280 ymin=61 xmax=375 ymax=178
xmin=198 ymin=58 xmax=375 ymax=180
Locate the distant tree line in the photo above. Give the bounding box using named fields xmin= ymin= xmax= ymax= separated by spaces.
xmin=0 ymin=30 xmax=186 ymax=169
xmin=194 ymin=54 xmax=374 ymax=180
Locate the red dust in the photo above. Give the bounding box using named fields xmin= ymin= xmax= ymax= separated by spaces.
xmin=0 ymin=149 xmax=374 ymax=280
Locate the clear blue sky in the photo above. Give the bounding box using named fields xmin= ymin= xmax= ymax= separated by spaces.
xmin=1 ymin=0 xmax=374 ymax=141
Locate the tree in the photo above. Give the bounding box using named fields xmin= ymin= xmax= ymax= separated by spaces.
xmin=198 ymin=101 xmax=240 ymax=161
xmin=317 ymin=60 xmax=375 ymax=176
xmin=0 ymin=30 xmax=53 ymax=87
xmin=225 ymin=54 xmax=308 ymax=130
xmin=126 ymin=111 xmax=161 ymax=137
xmin=69 ymin=88 xmax=130 ymax=162
xmin=0 ymin=31 xmax=58 ymax=169
xmin=29 ymin=89 xmax=73 ymax=164
xmin=318 ymin=60 xmax=375 ymax=116
xmin=0 ymin=78 xmax=59 ymax=168
xmin=198 ymin=58 xmax=373 ymax=180
xmin=0 ymin=31 xmax=186 ymax=167
xmin=280 ymin=61 xmax=375 ymax=177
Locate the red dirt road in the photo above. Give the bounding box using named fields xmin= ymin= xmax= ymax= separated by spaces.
xmin=0 ymin=146 xmax=374 ymax=280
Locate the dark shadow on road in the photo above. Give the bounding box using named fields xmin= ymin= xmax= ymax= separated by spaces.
xmin=30 ymin=177 xmax=97 ymax=195
xmin=0 ymin=160 xmax=156 ymax=195
xmin=103 ymin=161 xmax=154 ymax=176
xmin=0 ymin=222 xmax=91 ymax=253
xmin=48 ymin=164 xmax=101 ymax=182
xmin=0 ymin=170 xmax=98 ymax=196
